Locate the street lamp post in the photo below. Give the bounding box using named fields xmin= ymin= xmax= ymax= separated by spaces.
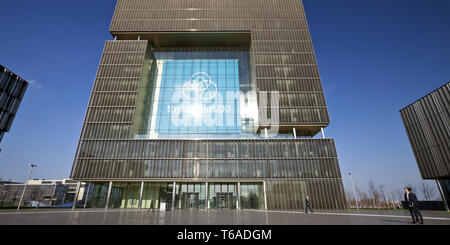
xmin=347 ymin=171 xmax=359 ymax=210
xmin=17 ymin=164 xmax=37 ymax=212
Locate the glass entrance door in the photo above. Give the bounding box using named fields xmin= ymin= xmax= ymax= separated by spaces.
xmin=216 ymin=192 xmax=233 ymax=209
xmin=208 ymin=183 xmax=237 ymax=209
xmin=181 ymin=193 xmax=199 ymax=209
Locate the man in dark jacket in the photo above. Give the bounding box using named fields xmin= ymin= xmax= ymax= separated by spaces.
xmin=305 ymin=196 xmax=313 ymax=214
xmin=405 ymin=187 xmax=423 ymax=224
xmin=404 ymin=188 xmax=415 ymax=223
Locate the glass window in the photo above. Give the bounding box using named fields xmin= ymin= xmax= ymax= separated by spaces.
xmin=132 ymin=47 xmax=258 ymax=139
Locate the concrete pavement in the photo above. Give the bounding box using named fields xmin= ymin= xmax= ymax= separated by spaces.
xmin=0 ymin=208 xmax=449 ymax=225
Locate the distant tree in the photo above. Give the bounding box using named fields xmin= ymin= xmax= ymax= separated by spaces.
xmin=378 ymin=184 xmax=387 ymax=208
xmin=419 ymin=182 xmax=435 ymax=201
xmin=356 ymin=186 xmax=369 ymax=208
xmin=368 ymin=180 xmax=381 ymax=208
xmin=345 ymin=191 xmax=355 ymax=207
xmin=0 ymin=185 xmax=11 ymax=208
xmin=11 ymin=190 xmax=19 ymax=206
xmin=395 ymin=189 xmax=405 ymax=202
xmin=404 ymin=182 xmax=416 ymax=192
xmin=388 ymin=188 xmax=399 ymax=209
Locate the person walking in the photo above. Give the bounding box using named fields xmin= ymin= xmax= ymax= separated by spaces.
xmin=404 ymin=187 xmax=424 ymax=224
xmin=404 ymin=188 xmax=415 ymax=223
xmin=305 ymin=196 xmax=314 ymax=214
xmin=146 ymin=199 xmax=155 ymax=212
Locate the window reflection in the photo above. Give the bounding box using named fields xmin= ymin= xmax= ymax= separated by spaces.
xmin=133 ymin=46 xmax=259 ymax=139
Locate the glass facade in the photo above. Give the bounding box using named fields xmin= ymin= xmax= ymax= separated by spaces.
xmin=90 ymin=182 xmax=109 ymax=208
xmin=133 ymin=47 xmax=258 ymax=139
xmin=141 ymin=182 xmax=173 ymax=210
xmin=208 ymin=183 xmax=238 ymax=209
xmin=438 ymin=179 xmax=450 ymax=208
xmin=79 ymin=179 xmax=348 ymax=210
xmin=175 ymin=182 xmax=206 ymax=209
xmin=82 ymin=181 xmax=270 ymax=210
xmin=108 ymin=182 xmax=140 ymax=208
xmin=240 ymin=183 xmax=264 ymax=210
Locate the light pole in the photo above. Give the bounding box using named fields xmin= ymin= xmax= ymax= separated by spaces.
xmin=347 ymin=171 xmax=359 ymax=210
xmin=17 ymin=163 xmax=37 ymax=212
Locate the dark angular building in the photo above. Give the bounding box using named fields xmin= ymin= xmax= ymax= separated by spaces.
xmin=0 ymin=65 xmax=28 ymax=143
xmin=400 ymin=82 xmax=450 ymax=211
xmin=70 ymin=0 xmax=346 ymax=210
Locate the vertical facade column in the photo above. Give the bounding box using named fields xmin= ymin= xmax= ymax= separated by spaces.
xmin=237 ymin=182 xmax=241 ymax=210
xmin=263 ymin=181 xmax=268 ymax=210
xmin=72 ymin=182 xmax=81 ymax=210
xmin=321 ymin=127 xmax=325 ymax=139
xmin=49 ymin=185 xmax=57 ymax=207
xmin=172 ymin=182 xmax=176 ymax=210
xmin=293 ymin=128 xmax=297 ymax=139
xmin=264 ymin=128 xmax=268 ymax=139
xmin=105 ymin=181 xmax=113 ymax=210
xmin=138 ymin=181 xmax=144 ymax=210
xmin=83 ymin=183 xmax=91 ymax=209
xmin=205 ymin=182 xmax=209 ymax=210
xmin=436 ymin=180 xmax=450 ymax=212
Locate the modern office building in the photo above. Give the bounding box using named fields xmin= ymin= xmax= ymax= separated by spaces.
xmin=0 ymin=65 xmax=28 ymax=143
xmin=0 ymin=179 xmax=84 ymax=208
xmin=400 ymin=82 xmax=450 ymax=211
xmin=70 ymin=0 xmax=346 ymax=210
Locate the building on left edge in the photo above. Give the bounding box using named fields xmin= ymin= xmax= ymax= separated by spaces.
xmin=0 ymin=64 xmax=28 ymax=144
xmin=0 ymin=179 xmax=88 ymax=208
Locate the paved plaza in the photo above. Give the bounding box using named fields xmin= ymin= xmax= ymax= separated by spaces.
xmin=0 ymin=209 xmax=449 ymax=225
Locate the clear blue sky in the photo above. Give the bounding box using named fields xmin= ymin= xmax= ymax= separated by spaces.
xmin=0 ymin=0 xmax=449 ymax=200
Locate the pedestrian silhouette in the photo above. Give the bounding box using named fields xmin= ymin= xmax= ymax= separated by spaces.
xmin=146 ymin=199 xmax=155 ymax=212
xmin=305 ymin=196 xmax=314 ymax=214
xmin=404 ymin=187 xmax=423 ymax=224
xmin=404 ymin=188 xmax=415 ymax=223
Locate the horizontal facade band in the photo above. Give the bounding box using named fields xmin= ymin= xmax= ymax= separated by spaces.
xmin=112 ymin=18 xmax=306 ymax=21
xmin=87 ymin=106 xmax=136 ymax=108
xmin=72 ymin=159 xmax=342 ymax=179
xmin=84 ymin=122 xmax=134 ymax=124
xmin=76 ymin=157 xmax=338 ymax=160
xmin=71 ymin=178 xmax=343 ymax=182
xmin=95 ymin=77 xmax=142 ymax=79
xmin=77 ymin=137 xmax=334 ymax=141
xmin=92 ymin=91 xmax=138 ymax=93
xmin=258 ymin=106 xmax=328 ymax=109
xmin=113 ymin=9 xmax=305 ymax=11
xmin=99 ymin=64 xmax=144 ymax=66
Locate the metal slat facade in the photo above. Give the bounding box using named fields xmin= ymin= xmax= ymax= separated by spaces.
xmin=400 ymin=82 xmax=450 ymax=179
xmin=0 ymin=65 xmax=28 ymax=142
xmin=70 ymin=0 xmax=347 ymax=210
xmin=109 ymin=0 xmax=329 ymax=129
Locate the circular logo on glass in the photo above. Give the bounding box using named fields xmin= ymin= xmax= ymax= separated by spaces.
xmin=182 ymin=72 xmax=217 ymax=101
